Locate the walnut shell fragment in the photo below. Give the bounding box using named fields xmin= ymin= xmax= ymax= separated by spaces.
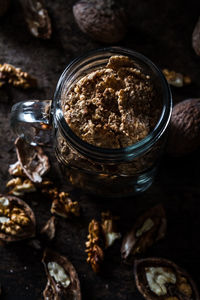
xmin=101 ymin=211 xmax=121 ymax=248
xmin=0 ymin=195 xmax=36 ymax=242
xmin=192 ymin=17 xmax=200 ymax=56
xmin=73 ymin=0 xmax=127 ymax=43
xmin=41 ymin=216 xmax=56 ymax=241
xmin=121 ymin=204 xmax=166 ymax=262
xmin=19 ymin=0 xmax=52 ymax=39
xmin=15 ymin=137 xmax=50 ymax=183
xmin=42 ymin=248 xmax=81 ymax=300
xmin=167 ymin=98 xmax=200 ymax=157
xmin=134 ymin=258 xmax=200 ymax=300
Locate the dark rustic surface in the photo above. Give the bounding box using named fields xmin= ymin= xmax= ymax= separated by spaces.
xmin=1 ymin=0 xmax=200 ymax=299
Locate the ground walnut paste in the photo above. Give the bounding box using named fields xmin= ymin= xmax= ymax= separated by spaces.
xmin=63 ymin=56 xmax=161 ymax=148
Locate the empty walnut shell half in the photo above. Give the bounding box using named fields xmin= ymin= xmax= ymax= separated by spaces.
xmin=19 ymin=0 xmax=52 ymax=39
xmin=73 ymin=0 xmax=127 ymax=43
xmin=0 ymin=195 xmax=36 ymax=242
xmin=15 ymin=137 xmax=50 ymax=183
xmin=121 ymin=204 xmax=166 ymax=262
xmin=42 ymin=249 xmax=81 ymax=300
xmin=134 ymin=258 xmax=200 ymax=300
xmin=167 ymin=98 xmax=200 ymax=157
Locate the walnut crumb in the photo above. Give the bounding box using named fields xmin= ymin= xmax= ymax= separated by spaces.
xmin=62 ymin=55 xmax=161 ymax=148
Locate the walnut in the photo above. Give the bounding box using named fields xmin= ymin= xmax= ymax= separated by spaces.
xmin=145 ymin=267 xmax=176 ymax=296
xmin=192 ymin=16 xmax=200 ymax=56
xmin=40 ymin=216 xmax=56 ymax=241
xmin=19 ymin=0 xmax=52 ymax=39
xmin=47 ymin=261 xmax=71 ymax=288
xmin=85 ymin=212 xmax=121 ymax=272
xmin=85 ymin=219 xmax=104 ymax=273
xmin=162 ymin=69 xmax=191 ymax=87
xmin=6 ymin=177 xmax=36 ymax=196
xmin=0 ymin=63 xmax=37 ymax=89
xmin=8 ymin=161 xmax=26 ymax=177
xmin=15 ymin=137 xmax=50 ymax=183
xmin=167 ymin=98 xmax=200 ymax=156
xmin=121 ymin=205 xmax=166 ymax=262
xmin=0 ymin=0 xmax=10 ymax=17
xmin=44 ymin=187 xmax=59 ymax=201
xmin=42 ymin=249 xmax=81 ymax=300
xmin=73 ymin=0 xmax=127 ymax=43
xmin=40 ymin=179 xmax=59 ymax=199
xmin=134 ymin=258 xmax=200 ymax=300
xmin=51 ymin=192 xmax=80 ymax=218
xmin=0 ymin=195 xmax=35 ymax=242
xmin=101 ymin=211 xmax=121 ymax=248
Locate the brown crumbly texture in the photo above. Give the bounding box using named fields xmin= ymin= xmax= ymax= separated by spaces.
xmin=63 ymin=55 xmax=161 ymax=148
xmin=0 ymin=197 xmax=31 ymax=236
xmin=0 ymin=63 xmax=37 ymax=89
xmin=85 ymin=219 xmax=104 ymax=273
xmin=6 ymin=177 xmax=36 ymax=196
xmin=51 ymin=191 xmax=80 ymax=218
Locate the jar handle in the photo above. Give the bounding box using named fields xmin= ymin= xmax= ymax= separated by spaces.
xmin=10 ymin=100 xmax=52 ymax=145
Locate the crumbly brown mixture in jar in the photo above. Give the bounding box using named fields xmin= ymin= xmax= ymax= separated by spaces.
xmin=62 ymin=55 xmax=161 ymax=148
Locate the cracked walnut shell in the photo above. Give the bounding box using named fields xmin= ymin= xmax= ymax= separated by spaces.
xmin=134 ymin=258 xmax=200 ymax=300
xmin=121 ymin=204 xmax=166 ymax=261
xmin=15 ymin=137 xmax=50 ymax=183
xmin=0 ymin=195 xmax=35 ymax=242
xmin=42 ymin=248 xmax=81 ymax=300
xmin=19 ymin=0 xmax=52 ymax=39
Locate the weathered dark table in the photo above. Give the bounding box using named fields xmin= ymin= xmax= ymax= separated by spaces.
xmin=1 ymin=0 xmax=200 ymax=299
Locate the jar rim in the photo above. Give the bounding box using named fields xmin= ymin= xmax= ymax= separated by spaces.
xmin=54 ymin=46 xmax=172 ymax=162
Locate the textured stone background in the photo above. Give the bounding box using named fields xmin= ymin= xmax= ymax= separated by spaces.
xmin=0 ymin=0 xmax=200 ymax=299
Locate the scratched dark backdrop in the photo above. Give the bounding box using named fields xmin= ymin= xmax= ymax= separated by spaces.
xmin=0 ymin=0 xmax=200 ymax=299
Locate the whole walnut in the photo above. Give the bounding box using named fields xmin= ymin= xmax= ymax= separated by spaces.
xmin=192 ymin=17 xmax=200 ymax=56
xmin=167 ymin=98 xmax=200 ymax=156
xmin=0 ymin=0 xmax=10 ymax=16
xmin=73 ymin=0 xmax=127 ymax=43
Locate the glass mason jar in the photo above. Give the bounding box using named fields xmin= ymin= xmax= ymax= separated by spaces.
xmin=10 ymin=47 xmax=172 ymax=197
